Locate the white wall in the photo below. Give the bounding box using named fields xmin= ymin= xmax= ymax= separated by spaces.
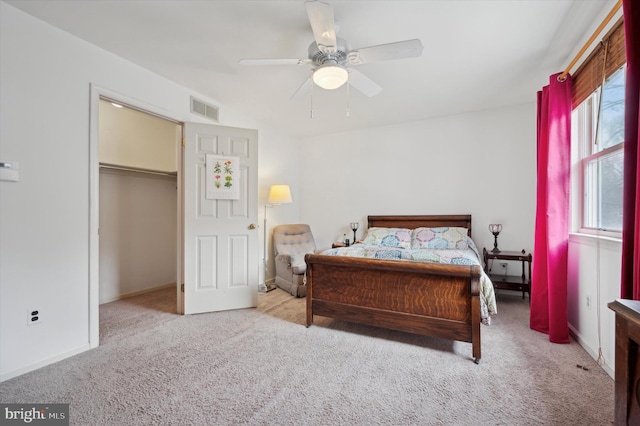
xmin=0 ymin=2 xmax=299 ymax=381
xmin=256 ymin=127 xmax=300 ymax=285
xmin=99 ymin=100 xmax=179 ymax=172
xmin=299 ymin=103 xmax=537 ymax=258
xmin=99 ymin=169 xmax=178 ymax=303
xmin=568 ymin=235 xmax=620 ymax=378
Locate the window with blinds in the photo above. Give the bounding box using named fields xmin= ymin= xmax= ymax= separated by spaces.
xmin=571 ymin=17 xmax=625 ymax=235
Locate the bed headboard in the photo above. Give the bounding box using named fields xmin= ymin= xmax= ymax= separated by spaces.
xmin=367 ymin=215 xmax=472 ymax=237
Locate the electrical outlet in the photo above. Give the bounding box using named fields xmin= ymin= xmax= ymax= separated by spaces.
xmin=27 ymin=308 xmax=41 ymax=326
xmin=500 ymin=262 xmax=508 ymax=273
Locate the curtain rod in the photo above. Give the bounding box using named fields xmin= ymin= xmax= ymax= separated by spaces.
xmin=558 ymin=0 xmax=622 ymax=82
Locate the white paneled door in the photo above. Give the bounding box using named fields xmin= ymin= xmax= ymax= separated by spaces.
xmin=183 ymin=123 xmax=259 ymax=314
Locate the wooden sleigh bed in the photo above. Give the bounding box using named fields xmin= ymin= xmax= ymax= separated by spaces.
xmin=304 ymin=215 xmax=484 ymax=363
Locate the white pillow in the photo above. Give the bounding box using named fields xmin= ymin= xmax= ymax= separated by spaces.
xmin=411 ymin=227 xmax=469 ymax=249
xmin=361 ymin=227 xmax=412 ymax=249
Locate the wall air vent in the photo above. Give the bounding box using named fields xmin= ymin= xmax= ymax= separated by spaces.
xmin=190 ymin=96 xmax=219 ymax=122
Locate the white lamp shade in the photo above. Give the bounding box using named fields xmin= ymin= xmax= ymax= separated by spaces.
xmin=312 ymin=64 xmax=348 ymax=90
xmin=488 ymin=224 xmax=502 ymax=233
xmin=268 ymin=185 xmax=292 ymax=204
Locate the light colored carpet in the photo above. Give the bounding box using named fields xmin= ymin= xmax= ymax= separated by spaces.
xmin=1 ymin=287 xmax=614 ymax=425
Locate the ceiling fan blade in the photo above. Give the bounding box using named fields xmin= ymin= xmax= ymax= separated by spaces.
xmin=239 ymin=58 xmax=311 ymax=66
xmin=290 ymin=77 xmax=312 ymax=101
xmin=348 ymin=69 xmax=382 ymax=97
xmin=305 ymin=0 xmax=337 ymax=54
xmin=347 ymin=39 xmax=423 ymax=65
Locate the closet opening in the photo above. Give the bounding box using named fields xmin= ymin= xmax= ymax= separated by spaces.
xmin=97 ymin=97 xmax=183 ymax=343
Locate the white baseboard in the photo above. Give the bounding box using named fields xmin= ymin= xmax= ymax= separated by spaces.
xmin=1 ymin=343 xmax=91 ymax=382
xmin=568 ymin=324 xmax=614 ymax=379
xmin=99 ymin=282 xmax=176 ymax=304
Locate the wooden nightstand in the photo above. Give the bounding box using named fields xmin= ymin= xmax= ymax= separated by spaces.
xmin=332 ymin=240 xmax=359 ymax=248
xmin=483 ymin=247 xmax=532 ymax=299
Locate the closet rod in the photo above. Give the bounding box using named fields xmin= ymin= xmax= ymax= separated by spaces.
xmin=99 ymin=162 xmax=177 ymax=177
xmin=558 ymin=0 xmax=622 ymax=82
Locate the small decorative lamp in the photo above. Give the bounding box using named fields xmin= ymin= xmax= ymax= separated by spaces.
xmin=488 ymin=224 xmax=502 ymax=253
xmin=350 ymin=222 xmax=359 ymax=244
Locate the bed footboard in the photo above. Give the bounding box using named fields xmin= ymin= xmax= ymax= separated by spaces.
xmin=304 ymin=254 xmax=482 ymax=363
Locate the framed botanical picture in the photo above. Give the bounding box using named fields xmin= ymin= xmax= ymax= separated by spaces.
xmin=205 ymin=154 xmax=240 ymax=200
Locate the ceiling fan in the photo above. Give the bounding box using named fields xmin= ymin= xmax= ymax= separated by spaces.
xmin=238 ymin=0 xmax=423 ymax=100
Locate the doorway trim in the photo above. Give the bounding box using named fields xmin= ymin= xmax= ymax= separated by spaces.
xmin=88 ymin=84 xmax=185 ymax=348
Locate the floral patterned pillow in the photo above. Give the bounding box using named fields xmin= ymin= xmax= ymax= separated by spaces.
xmin=362 ymin=227 xmax=412 ymax=249
xmin=411 ymin=227 xmax=469 ymax=250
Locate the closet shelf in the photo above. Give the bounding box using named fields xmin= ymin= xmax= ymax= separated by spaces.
xmin=99 ymin=162 xmax=177 ymax=177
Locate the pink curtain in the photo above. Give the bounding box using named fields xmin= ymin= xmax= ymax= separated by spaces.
xmin=530 ymin=73 xmax=571 ymax=343
xmin=621 ymin=0 xmax=640 ymax=300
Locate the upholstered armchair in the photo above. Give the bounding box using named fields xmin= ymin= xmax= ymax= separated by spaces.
xmin=272 ymin=224 xmax=317 ymax=297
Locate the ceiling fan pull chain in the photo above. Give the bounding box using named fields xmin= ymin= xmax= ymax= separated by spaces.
xmin=346 ymin=80 xmax=350 ymax=117
xmin=310 ymin=81 xmax=314 ymax=119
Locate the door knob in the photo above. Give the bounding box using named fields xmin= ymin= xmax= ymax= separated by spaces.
xmin=249 ymin=223 xmax=256 ymax=230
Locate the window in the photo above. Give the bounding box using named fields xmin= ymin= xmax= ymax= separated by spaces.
xmin=572 ymin=66 xmax=625 ymax=233
xmin=570 ymin=18 xmax=625 ymax=236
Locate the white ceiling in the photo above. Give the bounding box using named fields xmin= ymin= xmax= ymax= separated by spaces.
xmin=5 ymin=0 xmax=616 ymax=138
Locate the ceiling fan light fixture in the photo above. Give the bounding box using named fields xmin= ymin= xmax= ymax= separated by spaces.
xmin=312 ymin=64 xmax=348 ymax=90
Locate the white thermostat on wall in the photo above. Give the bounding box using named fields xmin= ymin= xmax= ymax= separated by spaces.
xmin=0 ymin=161 xmax=19 ymax=182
